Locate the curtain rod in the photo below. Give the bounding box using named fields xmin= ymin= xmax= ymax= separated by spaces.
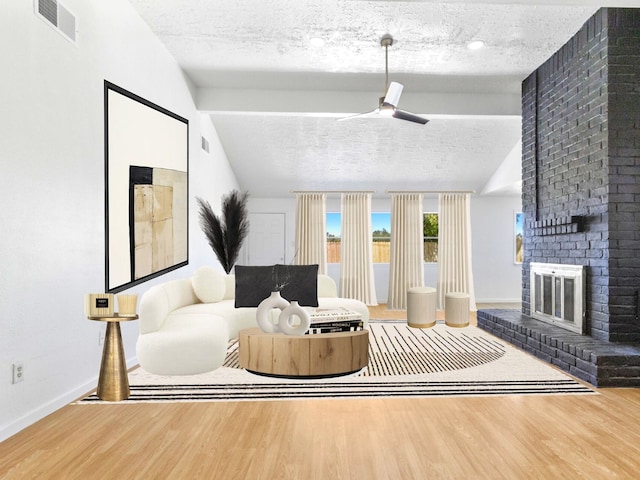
xmin=290 ymin=190 xmax=376 ymax=194
xmin=385 ymin=190 xmax=476 ymax=194
xmin=290 ymin=189 xmax=475 ymax=194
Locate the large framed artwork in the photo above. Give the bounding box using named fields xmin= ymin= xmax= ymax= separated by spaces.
xmin=104 ymin=81 xmax=189 ymax=293
xmin=514 ymin=212 xmax=523 ymax=264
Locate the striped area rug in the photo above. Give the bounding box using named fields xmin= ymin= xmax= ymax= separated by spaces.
xmin=224 ymin=321 xmax=507 ymax=376
xmin=78 ymin=321 xmax=595 ymax=403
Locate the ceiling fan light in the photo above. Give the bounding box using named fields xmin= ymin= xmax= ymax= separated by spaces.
xmin=467 ymin=40 xmax=485 ymax=50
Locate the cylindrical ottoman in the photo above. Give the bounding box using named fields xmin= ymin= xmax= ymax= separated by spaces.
xmin=407 ymin=287 xmax=437 ymax=328
xmin=445 ymin=292 xmax=470 ymax=328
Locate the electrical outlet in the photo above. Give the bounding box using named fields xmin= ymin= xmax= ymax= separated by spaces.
xmin=12 ymin=363 xmax=24 ymax=384
xmin=98 ymin=331 xmax=105 ymax=346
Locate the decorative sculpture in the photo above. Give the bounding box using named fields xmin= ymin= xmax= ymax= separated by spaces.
xmin=256 ymin=292 xmax=310 ymax=336
xmin=278 ymin=301 xmax=311 ymax=336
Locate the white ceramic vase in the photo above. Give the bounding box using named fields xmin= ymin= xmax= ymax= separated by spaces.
xmin=256 ymin=291 xmax=290 ymax=333
xmin=278 ymin=301 xmax=311 ymax=336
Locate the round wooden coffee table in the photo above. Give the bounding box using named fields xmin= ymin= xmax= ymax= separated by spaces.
xmin=238 ymin=328 xmax=369 ymax=378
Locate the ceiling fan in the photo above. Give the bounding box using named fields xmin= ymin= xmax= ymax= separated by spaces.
xmin=339 ymin=34 xmax=429 ymax=125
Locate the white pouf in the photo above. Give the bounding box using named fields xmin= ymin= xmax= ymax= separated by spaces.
xmin=407 ymin=287 xmax=437 ymax=328
xmin=445 ymin=292 xmax=470 ymax=328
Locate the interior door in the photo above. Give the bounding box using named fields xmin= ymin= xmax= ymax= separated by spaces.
xmin=247 ymin=213 xmax=286 ymax=265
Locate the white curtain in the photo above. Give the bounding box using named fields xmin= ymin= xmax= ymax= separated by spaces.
xmin=387 ymin=193 xmax=424 ymax=309
xmin=340 ymin=193 xmax=378 ymax=305
xmin=437 ymin=193 xmax=477 ymax=310
xmin=294 ymin=193 xmax=327 ymax=274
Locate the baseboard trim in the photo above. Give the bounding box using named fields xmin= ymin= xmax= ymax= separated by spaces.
xmin=375 ymin=298 xmax=521 ymax=306
xmin=476 ymin=298 xmax=521 ymax=305
xmin=0 ymin=355 xmax=138 ymax=442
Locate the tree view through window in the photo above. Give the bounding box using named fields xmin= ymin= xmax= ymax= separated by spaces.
xmin=327 ymin=213 xmax=438 ymax=263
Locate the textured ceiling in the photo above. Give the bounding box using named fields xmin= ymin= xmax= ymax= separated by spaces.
xmin=131 ymin=0 xmax=596 ymax=79
xmin=127 ymin=0 xmax=622 ymax=197
xmin=211 ymin=113 xmax=522 ymax=196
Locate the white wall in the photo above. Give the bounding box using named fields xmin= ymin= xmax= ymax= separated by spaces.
xmin=0 ymin=0 xmax=239 ymax=440
xmin=247 ymin=195 xmax=522 ymax=304
xmin=470 ymin=196 xmax=522 ymax=302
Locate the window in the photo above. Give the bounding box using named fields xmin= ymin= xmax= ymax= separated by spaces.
xmin=371 ymin=213 xmax=391 ymax=263
xmin=326 ymin=212 xmax=341 ymax=263
xmin=327 ymin=212 xmax=391 ymax=263
xmin=423 ymin=213 xmax=439 ymax=262
xmin=327 ymin=212 xmax=439 ymax=263
xmin=515 ymin=212 xmax=524 ymax=264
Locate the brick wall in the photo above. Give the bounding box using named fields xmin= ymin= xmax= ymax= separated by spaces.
xmin=607 ymin=9 xmax=640 ymax=342
xmin=522 ymin=8 xmax=640 ymax=343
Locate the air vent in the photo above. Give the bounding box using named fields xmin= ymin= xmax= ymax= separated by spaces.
xmin=201 ymin=136 xmax=210 ymax=153
xmin=35 ymin=0 xmax=77 ymax=45
xmin=38 ymin=0 xmax=57 ymax=25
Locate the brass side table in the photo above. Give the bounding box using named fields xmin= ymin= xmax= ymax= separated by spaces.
xmin=88 ymin=314 xmax=138 ymax=401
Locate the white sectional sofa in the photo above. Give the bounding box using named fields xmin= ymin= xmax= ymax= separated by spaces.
xmin=136 ymin=266 xmax=370 ymax=375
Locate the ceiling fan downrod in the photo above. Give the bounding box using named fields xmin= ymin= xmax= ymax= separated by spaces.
xmin=380 ymin=33 xmax=394 ymax=91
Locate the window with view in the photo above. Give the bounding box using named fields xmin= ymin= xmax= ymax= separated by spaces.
xmin=327 ymin=212 xmax=391 ymax=263
xmin=326 ymin=212 xmax=341 ymax=263
xmin=423 ymin=213 xmax=439 ymax=263
xmin=371 ymin=213 xmax=391 ymax=263
xmin=326 ymin=212 xmax=439 ymax=263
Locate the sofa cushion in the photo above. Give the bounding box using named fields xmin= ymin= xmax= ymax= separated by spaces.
xmin=137 ymin=313 xmax=229 ymax=375
xmin=317 ymin=274 xmax=338 ymax=298
xmin=139 ymin=279 xmax=198 ymax=334
xmin=191 ymin=266 xmax=226 ymax=303
xmin=224 ymin=275 xmax=235 ymax=300
xmin=317 ymin=297 xmax=370 ymax=328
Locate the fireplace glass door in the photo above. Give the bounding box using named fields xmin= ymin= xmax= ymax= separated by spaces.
xmin=530 ymin=263 xmax=584 ymax=334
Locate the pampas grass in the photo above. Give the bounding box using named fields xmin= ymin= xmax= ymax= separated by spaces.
xmin=197 ymin=190 xmax=249 ymax=273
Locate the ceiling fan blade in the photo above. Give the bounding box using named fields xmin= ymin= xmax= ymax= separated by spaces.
xmin=393 ymin=109 xmax=429 ymax=125
xmin=337 ymin=108 xmax=380 ymax=121
xmin=383 ymin=81 xmax=403 ymax=108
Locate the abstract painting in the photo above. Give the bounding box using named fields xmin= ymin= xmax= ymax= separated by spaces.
xmin=104 ymin=81 xmax=188 ymax=293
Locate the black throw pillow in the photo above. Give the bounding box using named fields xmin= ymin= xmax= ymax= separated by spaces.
xmin=234 ymin=265 xmax=276 ymax=308
xmin=275 ymin=264 xmax=319 ymax=307
xmin=233 ymin=264 xmax=320 ymax=308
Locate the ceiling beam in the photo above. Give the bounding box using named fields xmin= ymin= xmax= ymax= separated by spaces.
xmin=196 ymin=88 xmax=521 ymax=116
xmin=366 ymin=0 xmax=640 ymax=5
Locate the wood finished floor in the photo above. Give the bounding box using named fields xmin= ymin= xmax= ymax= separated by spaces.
xmin=2 ymin=304 xmax=640 ymax=479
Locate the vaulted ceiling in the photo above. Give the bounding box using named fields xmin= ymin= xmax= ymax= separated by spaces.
xmin=128 ymin=0 xmax=636 ymax=198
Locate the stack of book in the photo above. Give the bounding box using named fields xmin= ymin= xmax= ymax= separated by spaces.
xmin=306 ymin=307 xmax=363 ymax=335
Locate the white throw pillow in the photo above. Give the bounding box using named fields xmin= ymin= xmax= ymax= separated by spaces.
xmin=191 ymin=266 xmax=226 ymax=303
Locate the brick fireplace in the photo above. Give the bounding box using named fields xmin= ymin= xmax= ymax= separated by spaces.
xmin=478 ymin=8 xmax=640 ymax=387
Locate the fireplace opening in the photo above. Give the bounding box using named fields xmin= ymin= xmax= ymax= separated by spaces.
xmin=530 ymin=263 xmax=585 ymax=334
